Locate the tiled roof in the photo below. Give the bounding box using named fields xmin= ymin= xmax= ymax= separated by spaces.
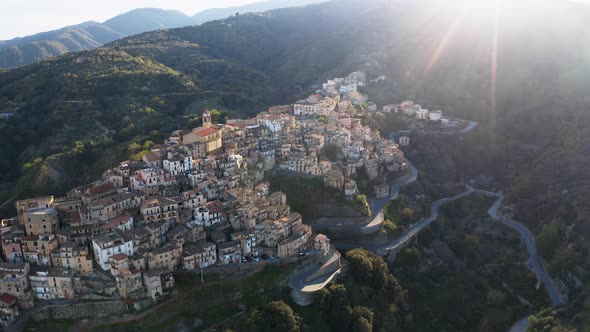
xmin=0 ymin=293 xmax=17 ymax=305
xmin=88 ymin=182 xmax=115 ymax=195
xmin=194 ymin=127 xmax=218 ymax=137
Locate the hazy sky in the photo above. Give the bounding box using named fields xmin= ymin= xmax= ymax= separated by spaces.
xmin=0 ymin=0 xmax=258 ymax=40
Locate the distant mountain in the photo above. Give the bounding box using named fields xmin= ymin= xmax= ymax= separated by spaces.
xmin=0 ymin=0 xmax=327 ymax=68
xmin=0 ymin=21 xmax=124 ymax=68
xmin=2 ymin=0 xmax=590 ymax=329
xmin=102 ymin=8 xmax=195 ymax=36
xmin=191 ymin=0 xmax=328 ymax=25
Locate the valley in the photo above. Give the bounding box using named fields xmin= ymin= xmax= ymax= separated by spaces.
xmin=0 ymin=0 xmax=590 ymax=331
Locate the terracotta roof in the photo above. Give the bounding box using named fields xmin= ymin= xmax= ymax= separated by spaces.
xmin=87 ymin=182 xmax=115 ymax=195
xmin=194 ymin=127 xmax=218 ymax=137
xmin=110 ymin=253 xmax=127 ymax=261
xmin=110 ymin=214 xmax=132 ymax=223
xmin=143 ymin=151 xmax=160 ymax=163
xmin=0 ymin=294 xmax=18 ymax=305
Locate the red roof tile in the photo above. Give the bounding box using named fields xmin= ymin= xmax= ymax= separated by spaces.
xmin=0 ymin=294 xmax=17 ymax=305
xmin=110 ymin=253 xmax=128 ymax=261
xmin=88 ymin=182 xmax=115 ymax=195
xmin=143 ymin=151 xmax=160 ymax=163
xmin=194 ymin=127 xmax=218 ymax=137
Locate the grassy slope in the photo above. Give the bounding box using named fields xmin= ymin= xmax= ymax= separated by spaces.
xmin=24 ymin=264 xmax=299 ymax=332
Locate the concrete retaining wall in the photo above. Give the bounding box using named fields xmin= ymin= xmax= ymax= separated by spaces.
xmin=31 ymin=300 xmax=127 ymax=321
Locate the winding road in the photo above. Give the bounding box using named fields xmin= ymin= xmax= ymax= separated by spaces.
xmin=335 ymin=185 xmax=565 ymax=309
xmin=309 ymin=161 xmax=418 ymax=233
xmin=436 ymin=120 xmax=478 ymax=135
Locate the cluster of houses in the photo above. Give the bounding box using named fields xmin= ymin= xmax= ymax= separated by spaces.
xmin=0 ymin=71 xmax=410 ymax=327
xmin=0 ymin=110 xmax=332 ymax=327
xmin=290 ymin=72 xmax=408 ymax=199
xmin=382 ymin=100 xmax=449 ymax=125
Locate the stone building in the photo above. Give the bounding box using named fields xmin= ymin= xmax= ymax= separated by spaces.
xmin=21 ymin=235 xmax=59 ymax=266
xmin=182 ymin=110 xmax=223 ymax=153
xmin=374 ymin=184 xmax=390 ymax=199
xmin=143 ymin=269 xmax=175 ymax=300
xmin=277 ymin=224 xmax=312 ymax=258
xmin=0 ymin=263 xmax=32 ymax=308
xmin=182 ymin=241 xmax=217 ymax=270
xmin=116 ymin=268 xmax=143 ymax=298
xmin=0 ymin=294 xmax=19 ymax=327
xmin=29 ymin=267 xmax=76 ymax=300
xmin=23 ymin=207 xmax=59 ymax=237
xmin=314 ymin=234 xmax=331 ymax=255
xmin=50 ymin=243 xmax=93 ymax=276
xmin=147 ymin=244 xmax=182 ymax=272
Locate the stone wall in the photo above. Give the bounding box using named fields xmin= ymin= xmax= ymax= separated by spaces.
xmin=198 ymin=255 xmax=314 ymax=279
xmin=31 ymin=300 xmax=127 ymax=321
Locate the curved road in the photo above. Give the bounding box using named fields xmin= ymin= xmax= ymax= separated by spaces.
xmin=485 ymin=191 xmax=564 ymax=307
xmin=436 ymin=120 xmax=478 ymax=135
xmin=309 ymin=161 xmax=418 ymax=232
xmin=335 ymin=186 xmax=565 ymax=308
xmin=289 ymin=247 xmax=342 ymax=293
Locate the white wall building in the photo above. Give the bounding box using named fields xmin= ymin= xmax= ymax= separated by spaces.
xmin=92 ymin=233 xmax=134 ymax=271
xmin=339 ymin=83 xmax=357 ymax=95
xmin=416 ymin=109 xmax=429 ymax=120
xmin=163 ymin=155 xmax=193 ymax=176
xmin=429 ymin=110 xmax=443 ymax=122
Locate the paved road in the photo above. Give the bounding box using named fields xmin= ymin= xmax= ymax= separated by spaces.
xmin=436 ymin=120 xmax=478 ymax=135
xmin=334 ymin=186 xmax=476 ymax=252
xmin=309 ymin=161 xmax=418 ymax=232
xmin=334 ymin=186 xmax=565 ymax=308
xmin=508 ymin=317 xmax=530 ymax=332
xmin=368 ymin=161 xmax=418 ymax=217
xmin=485 ymin=191 xmax=564 ymax=307
xmin=289 ymin=247 xmax=341 ymax=293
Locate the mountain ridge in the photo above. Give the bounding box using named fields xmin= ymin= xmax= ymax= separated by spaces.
xmin=0 ymin=0 xmax=327 ymax=68
xmin=1 ymin=3 xmax=590 ymax=328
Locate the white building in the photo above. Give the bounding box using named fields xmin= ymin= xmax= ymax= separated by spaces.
xmin=258 ymin=118 xmax=282 ymax=133
xmin=429 ymin=110 xmax=443 ymax=122
xmin=399 ymin=136 xmax=411 ymax=146
xmin=92 ymin=233 xmax=134 ymax=271
xmin=416 ymin=109 xmax=429 ymax=120
xmin=294 ymin=103 xmax=320 ymax=117
xmin=131 ymin=167 xmax=165 ymax=191
xmin=194 ymin=207 xmax=210 ymax=225
xmin=382 ymin=104 xmax=398 ymax=113
xmin=339 ymin=83 xmax=357 ymax=95
xmin=163 ymin=155 xmax=193 ymax=176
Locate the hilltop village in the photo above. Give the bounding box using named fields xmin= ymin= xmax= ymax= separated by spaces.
xmin=0 ymin=72 xmax=454 ymax=327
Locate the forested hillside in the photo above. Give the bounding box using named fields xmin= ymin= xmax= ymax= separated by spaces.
xmin=2 ymin=1 xmax=590 ymax=326
xmin=0 ymin=0 xmax=327 ymax=68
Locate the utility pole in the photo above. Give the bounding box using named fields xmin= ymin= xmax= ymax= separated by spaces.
xmin=200 ymin=264 xmax=204 ymax=284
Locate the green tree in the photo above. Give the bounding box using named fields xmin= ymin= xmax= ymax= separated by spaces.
xmin=486 ymin=289 xmax=506 ymax=306
xmin=248 ymin=300 xmax=302 ymax=332
xmin=128 ymin=142 xmax=141 ymax=153
xmin=351 ymin=306 xmax=374 ymax=332
xmin=528 ymin=308 xmax=575 ymax=332
xmin=536 ymin=221 xmax=560 ymax=259
xmin=396 ymin=246 xmax=422 ymax=267
xmin=400 ymin=208 xmax=415 ymax=224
